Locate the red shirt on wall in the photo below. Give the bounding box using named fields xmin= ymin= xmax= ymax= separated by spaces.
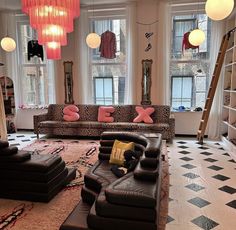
xmin=99 ymin=30 xmax=117 ymax=59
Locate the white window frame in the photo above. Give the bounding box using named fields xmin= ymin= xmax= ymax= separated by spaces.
xmin=16 ymin=18 xmax=55 ymax=107
xmin=88 ymin=8 xmax=127 ymax=105
xmin=170 ymin=12 xmax=211 ymax=109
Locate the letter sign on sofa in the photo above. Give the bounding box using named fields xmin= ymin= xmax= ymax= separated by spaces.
xmin=133 ymin=106 xmax=154 ymax=124
xmin=98 ymin=106 xmax=115 ymax=123
xmin=63 ymin=105 xmax=80 ymax=121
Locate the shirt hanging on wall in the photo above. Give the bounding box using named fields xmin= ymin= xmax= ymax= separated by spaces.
xmin=182 ymin=31 xmax=199 ymax=53
xmin=99 ymin=30 xmax=117 ymax=59
xmin=28 ymin=40 xmax=44 ymax=61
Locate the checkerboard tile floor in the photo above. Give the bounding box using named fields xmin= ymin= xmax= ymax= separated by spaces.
xmin=167 ymin=138 xmax=236 ymax=230
xmin=7 ymin=131 xmax=44 ymax=149
xmin=6 ymin=132 xmax=236 ymax=230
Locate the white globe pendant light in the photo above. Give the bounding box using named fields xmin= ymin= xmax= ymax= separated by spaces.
xmin=1 ymin=36 xmax=16 ymax=52
xmin=205 ymin=0 xmax=234 ymax=21
xmin=189 ymin=29 xmax=206 ymax=46
xmin=86 ymin=33 xmax=101 ymax=49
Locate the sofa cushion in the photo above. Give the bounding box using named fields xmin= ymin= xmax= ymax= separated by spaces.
xmin=105 ymin=173 xmax=157 ymax=208
xmin=0 ymin=160 xmax=66 ymax=182
xmin=39 ymin=121 xmax=102 ymax=129
xmin=95 ymin=191 xmax=156 ymax=222
xmin=0 ymin=140 xmax=9 ymax=149
xmin=88 ymin=202 xmax=157 ymax=230
xmin=0 ymin=154 xmax=62 ymax=172
xmin=133 ymin=162 xmax=159 ymax=182
xmin=133 ymin=106 xmax=155 ymax=124
xmin=98 ymin=106 xmax=115 ymax=122
xmin=109 ymin=140 xmax=134 ymax=166
xmin=0 ymin=168 xmax=68 ymax=193
xmin=0 ymin=150 xmax=31 ymax=162
xmin=112 ymin=105 xmax=132 ymax=122
xmin=84 ymin=160 xmax=118 ymax=192
xmin=63 ymin=105 xmax=80 ymax=122
xmin=0 ymin=146 xmax=18 ymax=155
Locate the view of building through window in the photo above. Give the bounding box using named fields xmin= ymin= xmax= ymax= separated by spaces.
xmin=17 ymin=22 xmax=54 ymax=107
xmin=170 ymin=14 xmax=211 ymax=109
xmin=90 ymin=17 xmax=127 ymax=105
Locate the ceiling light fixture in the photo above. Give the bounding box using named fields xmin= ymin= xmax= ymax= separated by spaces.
xmin=188 ymin=0 xmax=205 ymax=46
xmin=86 ymin=0 xmax=101 ymax=49
xmin=86 ymin=33 xmax=101 ymax=49
xmin=1 ymin=37 xmax=16 ymax=52
xmin=21 ymin=0 xmax=80 ymax=59
xmin=205 ymin=0 xmax=234 ymax=21
xmin=1 ymin=0 xmax=16 ymax=52
xmin=189 ymin=28 xmax=205 ymax=46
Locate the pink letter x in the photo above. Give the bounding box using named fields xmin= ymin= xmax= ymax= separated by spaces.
xmin=133 ymin=106 xmax=155 ymax=124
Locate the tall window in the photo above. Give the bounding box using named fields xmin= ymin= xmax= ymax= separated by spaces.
xmin=89 ymin=11 xmax=127 ymax=105
xmin=17 ymin=21 xmax=55 ymax=107
xmin=171 ymin=76 xmax=193 ymax=108
xmin=170 ymin=13 xmax=211 ymax=109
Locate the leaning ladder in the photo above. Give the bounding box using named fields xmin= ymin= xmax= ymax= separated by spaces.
xmin=197 ymin=27 xmax=236 ymax=144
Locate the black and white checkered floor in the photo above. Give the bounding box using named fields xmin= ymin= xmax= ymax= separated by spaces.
xmin=6 ymin=132 xmax=236 ymax=230
xmin=167 ymin=139 xmax=236 ymax=230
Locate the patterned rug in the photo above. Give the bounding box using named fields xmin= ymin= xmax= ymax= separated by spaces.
xmin=0 ymin=139 xmax=169 ymax=230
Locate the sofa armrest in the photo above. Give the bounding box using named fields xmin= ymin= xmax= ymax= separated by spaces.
xmin=144 ymin=135 xmax=162 ymax=158
xmin=33 ymin=113 xmax=49 ymax=136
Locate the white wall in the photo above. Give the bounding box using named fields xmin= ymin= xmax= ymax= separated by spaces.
xmin=16 ymin=109 xmax=48 ymax=130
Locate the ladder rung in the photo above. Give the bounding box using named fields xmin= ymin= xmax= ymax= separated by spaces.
xmin=197 ymin=32 xmax=229 ymax=143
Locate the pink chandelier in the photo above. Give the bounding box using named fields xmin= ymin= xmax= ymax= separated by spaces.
xmin=22 ymin=0 xmax=80 ymax=59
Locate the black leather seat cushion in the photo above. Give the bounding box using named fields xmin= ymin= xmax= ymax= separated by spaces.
xmin=0 ymin=168 xmax=68 ymax=193
xmin=144 ymin=137 xmax=162 ymax=158
xmin=0 ymin=154 xmax=62 ymax=172
xmin=0 ymin=150 xmax=31 ymax=162
xmin=84 ymin=160 xmax=117 ymax=192
xmin=140 ymin=154 xmax=159 ymax=168
xmin=88 ymin=203 xmax=157 ymax=230
xmin=105 ymin=173 xmax=157 ymax=209
xmin=0 ymin=168 xmax=76 ymax=202
xmin=0 ymin=140 xmax=9 ymax=149
xmin=0 ymin=160 xmax=65 ymax=182
xmin=81 ymin=185 xmax=98 ymax=205
xmin=60 ymin=200 xmax=92 ymax=230
xmin=134 ymin=162 xmax=160 ymax=182
xmin=0 ymin=146 xmax=18 ymax=155
xmin=95 ymin=191 xmax=156 ymax=222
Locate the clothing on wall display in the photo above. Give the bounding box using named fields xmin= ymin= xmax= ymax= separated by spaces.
xmin=99 ymin=30 xmax=117 ymax=59
xmin=28 ymin=40 xmax=44 ymax=61
xmin=182 ymin=31 xmax=199 ymax=52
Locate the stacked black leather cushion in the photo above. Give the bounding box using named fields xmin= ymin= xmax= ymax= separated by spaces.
xmin=0 ymin=140 xmax=76 ymax=202
xmin=60 ymin=131 xmax=162 ymax=230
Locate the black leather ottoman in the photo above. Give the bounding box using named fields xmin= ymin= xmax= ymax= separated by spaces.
xmin=0 ymin=141 xmax=76 ymax=202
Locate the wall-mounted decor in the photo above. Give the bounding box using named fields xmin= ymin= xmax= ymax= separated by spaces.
xmin=64 ymin=61 xmax=74 ymax=104
xmin=141 ymin=59 xmax=153 ymax=105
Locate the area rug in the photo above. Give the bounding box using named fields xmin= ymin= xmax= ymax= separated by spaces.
xmin=0 ymin=139 xmax=169 ymax=230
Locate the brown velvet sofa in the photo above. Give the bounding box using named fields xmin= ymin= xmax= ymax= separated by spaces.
xmin=34 ymin=104 xmax=175 ymax=142
xmin=60 ymin=131 xmax=163 ymax=230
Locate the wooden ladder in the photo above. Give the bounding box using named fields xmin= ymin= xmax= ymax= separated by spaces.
xmin=197 ymin=28 xmax=236 ymax=144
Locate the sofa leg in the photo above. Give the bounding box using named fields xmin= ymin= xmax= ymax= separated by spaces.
xmin=37 ymin=132 xmax=39 ymax=139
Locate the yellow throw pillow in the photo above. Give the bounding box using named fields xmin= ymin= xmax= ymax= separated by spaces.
xmin=109 ymin=140 xmax=135 ymax=166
